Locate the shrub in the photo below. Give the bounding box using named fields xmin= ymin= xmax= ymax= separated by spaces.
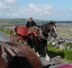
xmin=64 ymin=50 xmax=72 ymax=62
xmin=47 ymin=44 xmax=72 ymax=62
xmin=47 ymin=44 xmax=64 ymax=58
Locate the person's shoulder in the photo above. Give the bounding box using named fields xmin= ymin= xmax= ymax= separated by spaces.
xmin=27 ymin=21 xmax=30 ymax=23
xmin=32 ymin=20 xmax=36 ymax=23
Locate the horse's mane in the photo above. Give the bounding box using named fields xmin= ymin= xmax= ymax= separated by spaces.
xmin=7 ymin=56 xmax=33 ymax=68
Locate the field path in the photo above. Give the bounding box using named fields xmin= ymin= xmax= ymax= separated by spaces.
xmin=0 ymin=32 xmax=10 ymax=42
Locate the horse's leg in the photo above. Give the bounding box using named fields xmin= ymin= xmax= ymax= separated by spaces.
xmin=38 ymin=39 xmax=46 ymax=57
xmin=27 ymin=37 xmax=34 ymax=48
xmin=35 ymin=45 xmax=41 ymax=57
xmin=52 ymin=37 xmax=56 ymax=46
xmin=52 ymin=32 xmax=57 ymax=46
xmin=32 ymin=37 xmax=40 ymax=57
xmin=43 ymin=40 xmax=50 ymax=61
xmin=45 ymin=45 xmax=50 ymax=61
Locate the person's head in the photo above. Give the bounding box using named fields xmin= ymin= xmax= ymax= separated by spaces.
xmin=50 ymin=21 xmax=55 ymax=26
xmin=29 ymin=18 xmax=33 ymax=22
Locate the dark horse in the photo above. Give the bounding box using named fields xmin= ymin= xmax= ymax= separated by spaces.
xmin=25 ymin=26 xmax=50 ymax=61
xmin=31 ymin=21 xmax=57 ymax=60
xmin=0 ymin=42 xmax=42 ymax=68
xmin=40 ymin=21 xmax=57 ymax=45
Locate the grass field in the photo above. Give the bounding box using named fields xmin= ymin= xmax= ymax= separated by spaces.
xmin=0 ymin=29 xmax=11 ymax=36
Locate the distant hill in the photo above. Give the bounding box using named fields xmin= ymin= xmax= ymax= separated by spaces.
xmin=0 ymin=18 xmax=72 ymax=25
xmin=0 ymin=18 xmax=49 ymax=25
xmin=0 ymin=18 xmax=27 ymax=25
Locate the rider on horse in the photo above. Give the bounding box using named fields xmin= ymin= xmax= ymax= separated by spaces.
xmin=26 ymin=18 xmax=37 ymax=28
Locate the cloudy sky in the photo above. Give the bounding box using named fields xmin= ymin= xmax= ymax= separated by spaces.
xmin=0 ymin=0 xmax=72 ymax=21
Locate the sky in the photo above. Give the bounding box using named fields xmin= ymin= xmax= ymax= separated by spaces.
xmin=0 ymin=0 xmax=72 ymax=21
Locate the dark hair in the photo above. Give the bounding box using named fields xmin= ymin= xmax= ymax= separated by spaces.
xmin=29 ymin=18 xmax=33 ymax=19
xmin=7 ymin=56 xmax=33 ymax=68
xmin=50 ymin=21 xmax=56 ymax=26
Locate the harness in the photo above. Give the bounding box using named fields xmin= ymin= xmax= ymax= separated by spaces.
xmin=0 ymin=41 xmax=23 ymax=63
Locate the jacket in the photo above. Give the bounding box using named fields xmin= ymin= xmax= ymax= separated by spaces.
xmin=26 ymin=21 xmax=37 ymax=27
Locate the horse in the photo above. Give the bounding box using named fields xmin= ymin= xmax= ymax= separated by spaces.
xmin=0 ymin=41 xmax=42 ymax=68
xmin=26 ymin=26 xmax=50 ymax=61
xmin=40 ymin=21 xmax=57 ymax=45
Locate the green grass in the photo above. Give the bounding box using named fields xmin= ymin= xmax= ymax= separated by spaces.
xmin=47 ymin=43 xmax=72 ymax=62
xmin=64 ymin=50 xmax=72 ymax=62
xmin=0 ymin=29 xmax=11 ymax=36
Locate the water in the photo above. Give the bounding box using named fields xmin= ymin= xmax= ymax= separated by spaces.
xmin=0 ymin=32 xmax=10 ymax=42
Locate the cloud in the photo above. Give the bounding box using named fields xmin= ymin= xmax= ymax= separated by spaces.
xmin=0 ymin=0 xmax=17 ymax=10
xmin=7 ymin=4 xmax=53 ymax=18
xmin=0 ymin=1 xmax=53 ymax=19
xmin=0 ymin=0 xmax=17 ymax=16
xmin=3 ymin=0 xmax=17 ymax=4
xmin=28 ymin=4 xmax=53 ymax=14
xmin=0 ymin=2 xmax=7 ymax=10
xmin=0 ymin=1 xmax=72 ymax=20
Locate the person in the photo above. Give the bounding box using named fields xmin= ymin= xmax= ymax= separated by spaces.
xmin=26 ymin=18 xmax=37 ymax=28
xmin=26 ymin=18 xmax=37 ymax=48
